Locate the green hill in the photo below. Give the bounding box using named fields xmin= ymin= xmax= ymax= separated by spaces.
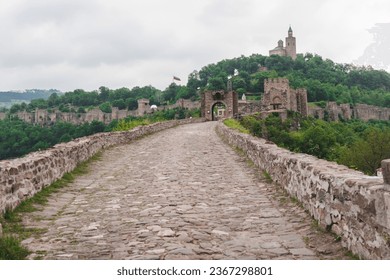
xmin=187 ymin=53 xmax=390 ymax=107
xmin=4 ymin=53 xmax=390 ymax=114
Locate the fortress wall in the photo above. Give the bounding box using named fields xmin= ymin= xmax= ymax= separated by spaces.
xmin=216 ymin=122 xmax=390 ymax=260
xmin=354 ymin=104 xmax=390 ymax=121
xmin=238 ymin=101 xmax=263 ymax=115
xmin=0 ymin=118 xmax=205 ymax=225
xmin=308 ymin=103 xmax=390 ymax=121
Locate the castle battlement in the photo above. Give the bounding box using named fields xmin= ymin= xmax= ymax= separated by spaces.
xmin=264 ymin=78 xmax=290 ymax=86
xmin=264 ymin=78 xmax=290 ymax=93
xmin=262 ymin=78 xmax=308 ymax=116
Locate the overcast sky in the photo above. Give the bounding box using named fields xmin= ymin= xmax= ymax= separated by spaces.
xmin=0 ymin=0 xmax=389 ymax=92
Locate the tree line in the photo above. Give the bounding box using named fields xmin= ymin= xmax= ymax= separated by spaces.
xmin=238 ymin=112 xmax=390 ymax=175
xmin=187 ymin=53 xmax=390 ymax=106
xmin=7 ymin=84 xmax=196 ymax=114
xmin=5 ymin=52 xmax=390 ymax=115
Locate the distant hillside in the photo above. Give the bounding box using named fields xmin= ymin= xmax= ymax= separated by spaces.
xmin=0 ymin=89 xmax=62 ymax=108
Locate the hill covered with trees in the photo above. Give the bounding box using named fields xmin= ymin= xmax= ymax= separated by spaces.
xmin=187 ymin=53 xmax=390 ymax=106
xmin=4 ymin=53 xmax=390 ymax=115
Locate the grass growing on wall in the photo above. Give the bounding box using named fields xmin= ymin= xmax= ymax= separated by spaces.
xmin=223 ymin=118 xmax=250 ymax=134
xmin=112 ymin=118 xmax=153 ymax=131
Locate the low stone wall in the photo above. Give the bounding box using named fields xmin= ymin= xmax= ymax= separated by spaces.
xmin=0 ymin=118 xmax=205 ymax=220
xmin=216 ymin=122 xmax=390 ymax=259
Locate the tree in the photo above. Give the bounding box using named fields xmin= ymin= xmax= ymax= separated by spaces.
xmin=300 ymin=123 xmax=336 ymax=159
xmin=112 ymin=99 xmax=127 ymax=110
xmin=207 ymin=77 xmax=226 ymax=90
xmin=163 ymin=83 xmax=180 ymax=102
xmin=339 ymin=128 xmax=390 ymax=175
xmin=99 ymin=86 xmax=110 ymax=102
xmin=99 ymin=102 xmax=112 ymax=113
xmin=126 ymin=98 xmax=138 ymax=110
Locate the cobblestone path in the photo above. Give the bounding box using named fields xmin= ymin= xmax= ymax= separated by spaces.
xmin=22 ymin=122 xmax=348 ymax=259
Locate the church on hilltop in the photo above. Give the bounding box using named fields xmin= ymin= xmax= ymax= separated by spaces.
xmin=269 ymin=26 xmax=297 ymax=60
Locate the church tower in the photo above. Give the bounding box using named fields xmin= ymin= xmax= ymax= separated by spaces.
xmin=285 ymin=26 xmax=296 ymax=60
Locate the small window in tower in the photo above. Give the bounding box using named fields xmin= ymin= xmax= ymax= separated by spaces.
xmin=288 ymin=43 xmax=290 ymax=46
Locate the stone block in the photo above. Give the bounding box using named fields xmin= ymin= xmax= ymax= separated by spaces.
xmin=381 ymin=159 xmax=390 ymax=186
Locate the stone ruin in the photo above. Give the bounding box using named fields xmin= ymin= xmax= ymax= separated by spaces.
xmin=2 ymin=79 xmax=390 ymax=125
xmin=309 ymin=102 xmax=390 ymax=122
xmin=6 ymin=98 xmax=200 ymax=125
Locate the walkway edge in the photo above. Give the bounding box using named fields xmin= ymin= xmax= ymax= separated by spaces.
xmin=0 ymin=118 xmax=206 ymax=216
xmin=216 ymin=122 xmax=390 ymax=260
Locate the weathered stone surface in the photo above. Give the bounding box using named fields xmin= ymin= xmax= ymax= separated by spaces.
xmin=382 ymin=159 xmax=390 ymax=185
xmin=216 ymin=122 xmax=390 ymax=260
xmin=19 ymin=122 xmax=350 ymax=260
xmin=0 ymin=118 xmax=205 ymax=215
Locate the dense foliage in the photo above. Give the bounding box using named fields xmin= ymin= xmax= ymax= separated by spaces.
xmin=5 ymin=53 xmax=390 ymax=115
xmin=7 ymin=84 xmax=197 ymax=114
xmin=0 ymin=118 xmax=107 ymax=160
xmin=187 ymin=53 xmax=390 ymax=106
xmin=0 ymin=107 xmax=200 ymax=160
xmin=238 ymin=113 xmax=390 ymax=175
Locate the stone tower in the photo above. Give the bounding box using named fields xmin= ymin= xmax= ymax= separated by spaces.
xmin=269 ymin=26 xmax=297 ymax=60
xmin=285 ymin=26 xmax=296 ymax=60
xmin=137 ymin=98 xmax=150 ymax=116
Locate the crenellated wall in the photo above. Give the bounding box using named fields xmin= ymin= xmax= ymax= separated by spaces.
xmin=0 ymin=118 xmax=205 ymax=221
xmin=216 ymin=122 xmax=390 ymax=259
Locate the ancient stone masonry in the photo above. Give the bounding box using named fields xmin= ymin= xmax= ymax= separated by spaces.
xmin=261 ymin=78 xmax=308 ymax=117
xmin=383 ymin=160 xmax=390 ymax=186
xmin=269 ymin=26 xmax=297 ymax=60
xmin=308 ymin=102 xmax=390 ymax=121
xmin=201 ymin=90 xmax=238 ymax=121
xmin=7 ymin=89 xmax=390 ymax=125
xmin=11 ymin=98 xmax=199 ymax=125
xmin=216 ymin=122 xmax=390 ymax=259
xmin=354 ymin=104 xmax=390 ymax=121
xmin=0 ymin=112 xmax=5 ymax=121
xmin=0 ymin=118 xmax=205 ymax=221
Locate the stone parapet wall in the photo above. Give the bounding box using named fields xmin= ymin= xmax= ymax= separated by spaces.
xmin=0 ymin=118 xmax=205 ymax=218
xmin=216 ymin=122 xmax=390 ymax=259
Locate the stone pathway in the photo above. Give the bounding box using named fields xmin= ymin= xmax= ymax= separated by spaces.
xmin=21 ymin=122 xmax=349 ymax=259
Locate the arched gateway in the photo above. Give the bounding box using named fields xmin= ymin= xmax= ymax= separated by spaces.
xmin=201 ymin=90 xmax=238 ymax=121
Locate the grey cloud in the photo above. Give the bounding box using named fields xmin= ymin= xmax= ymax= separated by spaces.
xmin=0 ymin=0 xmax=389 ymax=91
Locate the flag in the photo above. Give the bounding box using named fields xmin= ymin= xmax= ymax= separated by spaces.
xmin=173 ymin=76 xmax=181 ymax=81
